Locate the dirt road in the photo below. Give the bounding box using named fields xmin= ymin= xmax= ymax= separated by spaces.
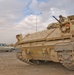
xmin=0 ymin=51 xmax=74 ymax=75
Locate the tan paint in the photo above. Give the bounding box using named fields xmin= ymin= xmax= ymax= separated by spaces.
xmin=15 ymin=15 xmax=74 ymax=69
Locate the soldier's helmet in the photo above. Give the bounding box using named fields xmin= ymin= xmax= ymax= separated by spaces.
xmin=59 ymin=15 xmax=62 ymax=18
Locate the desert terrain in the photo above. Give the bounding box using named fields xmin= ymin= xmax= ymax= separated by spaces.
xmin=0 ymin=51 xmax=74 ymax=75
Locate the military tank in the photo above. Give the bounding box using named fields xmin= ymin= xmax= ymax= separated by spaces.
xmin=15 ymin=15 xmax=74 ymax=70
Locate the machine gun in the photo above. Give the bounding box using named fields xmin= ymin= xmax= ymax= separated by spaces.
xmin=53 ymin=16 xmax=62 ymax=27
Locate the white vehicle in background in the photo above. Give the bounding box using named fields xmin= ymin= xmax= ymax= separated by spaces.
xmin=0 ymin=43 xmax=14 ymax=52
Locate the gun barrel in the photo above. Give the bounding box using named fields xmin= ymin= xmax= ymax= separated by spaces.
xmin=53 ymin=16 xmax=62 ymax=24
xmin=53 ymin=16 xmax=62 ymax=27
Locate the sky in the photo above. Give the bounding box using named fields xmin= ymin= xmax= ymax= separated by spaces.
xmin=0 ymin=0 xmax=74 ymax=44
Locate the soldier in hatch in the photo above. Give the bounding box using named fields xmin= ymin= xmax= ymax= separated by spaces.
xmin=59 ymin=15 xmax=66 ymax=22
xmin=59 ymin=15 xmax=70 ymax=32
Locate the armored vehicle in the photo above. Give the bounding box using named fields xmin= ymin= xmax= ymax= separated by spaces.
xmin=15 ymin=15 xmax=74 ymax=70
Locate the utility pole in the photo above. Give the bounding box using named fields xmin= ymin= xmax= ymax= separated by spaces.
xmin=36 ymin=15 xmax=37 ymax=32
xmin=31 ymin=12 xmax=42 ymax=32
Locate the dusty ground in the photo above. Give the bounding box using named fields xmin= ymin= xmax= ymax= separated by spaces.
xmin=0 ymin=51 xmax=74 ymax=75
